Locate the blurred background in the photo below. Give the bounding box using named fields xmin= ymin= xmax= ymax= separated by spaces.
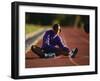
xmin=25 ymin=13 xmax=89 ymax=34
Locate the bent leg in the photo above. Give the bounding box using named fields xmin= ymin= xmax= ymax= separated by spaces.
xmin=31 ymin=45 xmax=45 ymax=58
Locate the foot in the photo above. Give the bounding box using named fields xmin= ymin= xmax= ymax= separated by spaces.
xmin=69 ymin=48 xmax=78 ymax=58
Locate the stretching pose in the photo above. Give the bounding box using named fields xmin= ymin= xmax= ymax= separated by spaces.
xmin=31 ymin=24 xmax=78 ymax=58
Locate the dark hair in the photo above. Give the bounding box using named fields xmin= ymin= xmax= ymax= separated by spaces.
xmin=52 ymin=24 xmax=60 ymax=31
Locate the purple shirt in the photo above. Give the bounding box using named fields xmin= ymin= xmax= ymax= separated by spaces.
xmin=41 ymin=30 xmax=66 ymax=50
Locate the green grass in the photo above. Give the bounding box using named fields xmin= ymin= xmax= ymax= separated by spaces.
xmin=25 ymin=24 xmax=43 ymax=34
xmin=25 ymin=24 xmax=51 ymax=34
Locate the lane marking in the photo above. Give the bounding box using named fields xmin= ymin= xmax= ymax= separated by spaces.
xmin=25 ymin=34 xmax=43 ymax=53
xmin=76 ymin=56 xmax=89 ymax=59
xmin=68 ymin=55 xmax=89 ymax=66
xmin=68 ymin=56 xmax=79 ymax=66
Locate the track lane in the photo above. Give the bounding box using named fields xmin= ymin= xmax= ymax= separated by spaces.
xmin=25 ymin=27 xmax=89 ymax=68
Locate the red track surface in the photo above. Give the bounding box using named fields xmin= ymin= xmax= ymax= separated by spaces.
xmin=25 ymin=27 xmax=89 ymax=68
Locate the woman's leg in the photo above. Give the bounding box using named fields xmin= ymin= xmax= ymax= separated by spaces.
xmin=43 ymin=47 xmax=70 ymax=56
xmin=31 ymin=45 xmax=45 ymax=58
xmin=54 ymin=47 xmax=70 ymax=56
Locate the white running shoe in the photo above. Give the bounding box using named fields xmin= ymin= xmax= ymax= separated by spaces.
xmin=69 ymin=48 xmax=78 ymax=58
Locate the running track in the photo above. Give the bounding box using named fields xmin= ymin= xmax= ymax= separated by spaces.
xmin=25 ymin=27 xmax=89 ymax=68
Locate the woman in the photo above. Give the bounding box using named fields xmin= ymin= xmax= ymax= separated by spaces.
xmin=31 ymin=24 xmax=78 ymax=58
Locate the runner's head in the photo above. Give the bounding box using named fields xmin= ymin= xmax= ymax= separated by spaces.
xmin=52 ymin=24 xmax=61 ymax=34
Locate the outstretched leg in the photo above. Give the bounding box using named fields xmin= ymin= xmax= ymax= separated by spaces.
xmin=53 ymin=47 xmax=78 ymax=58
xmin=42 ymin=47 xmax=70 ymax=56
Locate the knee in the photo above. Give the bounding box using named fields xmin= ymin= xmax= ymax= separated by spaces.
xmin=63 ymin=47 xmax=70 ymax=53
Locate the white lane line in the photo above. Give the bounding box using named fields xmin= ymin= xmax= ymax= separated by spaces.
xmin=68 ymin=56 xmax=79 ymax=66
xmin=25 ymin=28 xmax=44 ymax=40
xmin=25 ymin=28 xmax=51 ymax=53
xmin=76 ymin=56 xmax=89 ymax=59
xmin=25 ymin=34 xmax=43 ymax=53
xmin=68 ymin=55 xmax=89 ymax=66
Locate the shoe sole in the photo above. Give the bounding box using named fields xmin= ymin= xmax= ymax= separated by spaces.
xmin=71 ymin=48 xmax=78 ymax=58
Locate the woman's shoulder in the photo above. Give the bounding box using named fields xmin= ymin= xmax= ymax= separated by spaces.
xmin=46 ymin=29 xmax=54 ymax=34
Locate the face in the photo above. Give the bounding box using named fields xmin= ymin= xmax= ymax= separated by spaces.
xmin=54 ymin=26 xmax=61 ymax=34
